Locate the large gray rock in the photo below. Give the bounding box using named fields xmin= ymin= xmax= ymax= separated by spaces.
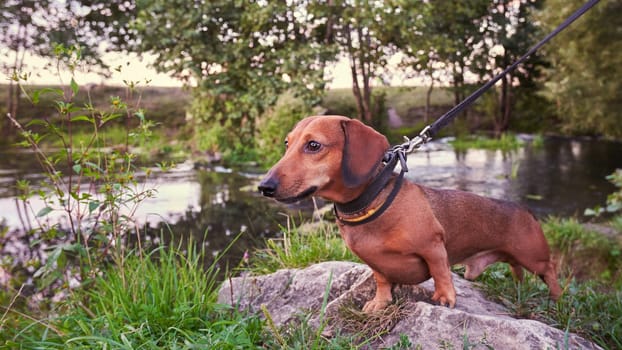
xmin=218 ymin=261 xmax=601 ymax=349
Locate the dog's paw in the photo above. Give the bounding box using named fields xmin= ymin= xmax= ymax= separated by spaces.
xmin=362 ymin=298 xmax=391 ymax=313
xmin=432 ymin=289 xmax=456 ymax=308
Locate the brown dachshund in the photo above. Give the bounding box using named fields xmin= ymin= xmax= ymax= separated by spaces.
xmin=258 ymin=115 xmax=561 ymax=312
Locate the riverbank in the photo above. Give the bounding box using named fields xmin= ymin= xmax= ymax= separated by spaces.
xmin=1 ymin=215 xmax=620 ymax=348
xmin=3 ymin=83 xmax=604 ymax=168
xmin=2 ymin=81 xmax=621 ymax=347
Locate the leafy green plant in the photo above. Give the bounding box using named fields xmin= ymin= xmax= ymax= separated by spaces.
xmin=249 ymin=215 xmax=358 ymax=275
xmin=5 ymin=43 xmax=169 ymax=292
xmin=450 ymin=133 xmax=524 ymax=152
xmin=1 ymin=238 xmax=274 ymax=349
xmin=585 ymin=169 xmax=622 ymax=217
xmin=256 ymin=92 xmax=312 ymax=167
xmin=543 ymin=217 xmax=621 ymax=285
xmin=476 ymin=263 xmax=622 ymax=350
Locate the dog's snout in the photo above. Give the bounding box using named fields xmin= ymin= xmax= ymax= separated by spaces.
xmin=258 ymin=176 xmax=278 ymax=197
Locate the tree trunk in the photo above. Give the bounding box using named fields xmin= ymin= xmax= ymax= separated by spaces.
xmin=345 ymin=24 xmax=365 ymax=121
xmin=4 ymin=24 xmax=27 ymax=139
xmin=359 ymin=28 xmax=372 ymax=125
xmin=495 ymin=74 xmax=508 ymax=137
xmin=425 ymin=80 xmax=434 ymax=123
xmin=495 ymin=1 xmax=512 ymax=139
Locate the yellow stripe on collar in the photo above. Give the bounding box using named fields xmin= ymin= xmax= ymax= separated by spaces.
xmin=336 ymin=199 xmax=386 ymax=224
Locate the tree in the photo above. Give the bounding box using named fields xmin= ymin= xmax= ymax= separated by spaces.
xmin=476 ymin=0 xmax=544 ymax=136
xmin=319 ymin=0 xmax=400 ymax=127
xmin=396 ymin=0 xmax=490 ymax=122
xmin=1 ymin=0 xmax=53 ymax=137
xmin=397 ymin=0 xmax=546 ymax=135
xmin=1 ymin=0 xmax=135 ymax=137
xmin=538 ymin=0 xmax=622 ymax=137
xmin=132 ymin=0 xmax=333 ymax=160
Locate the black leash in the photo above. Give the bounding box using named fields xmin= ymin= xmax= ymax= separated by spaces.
xmin=396 ymin=0 xmax=601 ymax=155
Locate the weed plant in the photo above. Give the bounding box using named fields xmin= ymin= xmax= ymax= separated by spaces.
xmin=249 ymin=217 xmax=358 ymax=275
xmin=544 ymin=217 xmax=621 ymax=284
xmin=4 ymin=44 xmax=175 ymax=295
xmin=1 ymin=239 xmax=368 ymax=349
xmin=450 ymin=133 xmax=524 ymax=152
xmin=1 ymin=42 xmax=178 ymax=348
xmin=1 ymin=240 xmax=273 ymax=348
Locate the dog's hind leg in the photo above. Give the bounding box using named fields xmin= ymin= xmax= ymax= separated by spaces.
xmin=510 ymin=263 xmax=524 ymax=281
xmin=514 ymin=255 xmax=562 ymax=300
xmin=461 ymin=251 xmax=506 ymax=280
xmin=540 ymin=259 xmax=562 ymax=300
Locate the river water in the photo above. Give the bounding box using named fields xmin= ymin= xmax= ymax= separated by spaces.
xmin=1 ymin=136 xmax=621 ymax=275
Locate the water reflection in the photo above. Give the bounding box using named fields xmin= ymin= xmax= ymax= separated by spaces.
xmin=408 ymin=137 xmax=622 ymax=218
xmin=1 ymin=136 xmax=621 ymax=287
xmin=142 ymin=170 xmax=299 ymax=268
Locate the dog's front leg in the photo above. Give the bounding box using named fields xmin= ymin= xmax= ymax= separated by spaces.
xmin=423 ymin=239 xmax=457 ymax=308
xmin=363 ymin=269 xmax=393 ymax=312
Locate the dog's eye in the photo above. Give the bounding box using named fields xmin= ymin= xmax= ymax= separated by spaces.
xmin=305 ymin=140 xmax=322 ymax=153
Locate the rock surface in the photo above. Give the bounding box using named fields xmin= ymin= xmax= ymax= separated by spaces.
xmin=218 ymin=261 xmax=601 ymax=349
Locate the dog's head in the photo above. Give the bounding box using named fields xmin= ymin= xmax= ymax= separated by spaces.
xmin=258 ymin=115 xmax=389 ymax=203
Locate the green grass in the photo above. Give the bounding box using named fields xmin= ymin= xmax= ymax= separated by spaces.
xmin=476 ymin=264 xmax=622 ymax=350
xmin=450 ymin=133 xmax=525 ymax=152
xmin=0 ymin=237 xmax=362 ymax=349
xmin=1 ymin=241 xmax=272 ymax=348
xmin=1 ymin=84 xmax=189 ymax=126
xmin=543 ymin=217 xmax=621 ymax=285
xmin=322 ymin=86 xmax=454 ymax=121
xmin=3 ymin=216 xmax=620 ymax=349
xmin=45 ymin=124 xmax=188 ymax=160
xmin=249 ymin=218 xmax=358 ymax=275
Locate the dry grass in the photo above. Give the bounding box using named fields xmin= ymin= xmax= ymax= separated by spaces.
xmin=332 ymin=297 xmax=413 ymax=341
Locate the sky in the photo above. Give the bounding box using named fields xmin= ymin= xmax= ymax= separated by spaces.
xmin=5 ymin=51 xmax=184 ymax=88
xmin=3 ymin=49 xmax=426 ymax=90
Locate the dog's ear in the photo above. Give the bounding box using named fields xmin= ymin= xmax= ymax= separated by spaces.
xmin=340 ymin=119 xmax=390 ymax=188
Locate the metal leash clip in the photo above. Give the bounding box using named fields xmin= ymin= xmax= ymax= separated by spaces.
xmin=398 ymin=125 xmax=433 ymax=155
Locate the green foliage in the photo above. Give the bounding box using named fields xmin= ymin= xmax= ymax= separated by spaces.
xmin=132 ymin=1 xmax=332 ymax=165
xmin=538 ymin=0 xmax=622 ymax=138
xmin=1 ymin=240 xmax=367 ymax=349
xmin=322 ymin=89 xmax=360 ymax=120
xmin=450 ymin=133 xmax=524 ymax=152
xmin=396 ymin=0 xmax=491 ymax=107
xmin=1 ymin=240 xmax=273 ymax=349
xmin=0 ymin=1 xmax=113 ymax=69
xmin=585 ymin=169 xmax=622 ymax=217
xmin=249 ymin=218 xmax=358 ymax=275
xmin=314 ymin=1 xmax=400 ymax=125
xmin=5 ymin=43 xmax=169 ymax=296
xmin=322 ymin=86 xmax=454 ymax=128
xmin=189 ymin=92 xmax=260 ymax=164
xmin=543 ymin=217 xmax=621 ymax=285
xmin=256 ymin=93 xmax=312 ymax=167
xmin=476 ymin=263 xmax=622 ymax=350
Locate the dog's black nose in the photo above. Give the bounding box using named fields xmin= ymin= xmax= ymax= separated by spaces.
xmin=258 ymin=177 xmax=278 ymax=197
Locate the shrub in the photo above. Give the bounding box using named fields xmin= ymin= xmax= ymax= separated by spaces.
xmin=4 ymin=43 xmax=171 ymax=303
xmin=255 ymin=93 xmax=313 ymax=167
